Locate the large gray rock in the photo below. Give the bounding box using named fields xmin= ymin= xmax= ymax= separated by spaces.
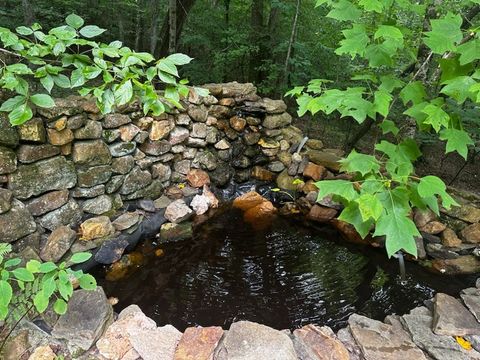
xmin=72 ymin=185 xmax=106 ymax=198
xmin=461 ymin=288 xmax=480 ymax=322
xmin=103 ymin=113 xmax=131 ymax=128
xmin=348 ymin=313 xmax=427 ymax=360
xmin=8 ymin=156 xmax=77 ymax=199
xmin=52 ymin=287 xmax=113 ymax=352
xmin=120 ymin=167 xmax=152 ymax=195
xmin=263 ymin=113 xmax=292 ymax=129
xmin=0 ymin=146 xmax=17 ymax=174
xmin=40 ymin=226 xmax=77 ymax=262
xmin=402 ymin=306 xmax=480 ymax=360
xmin=38 ymin=199 xmax=82 ymax=231
xmin=215 ymin=321 xmax=297 ymax=360
xmin=72 ymin=140 xmax=112 ymax=166
xmin=164 ymin=199 xmax=193 ymax=223
xmin=73 ymin=120 xmax=103 ymax=139
xmin=433 ymin=293 xmax=480 ymax=336
xmin=0 ymin=188 xmax=12 ymax=214
xmin=112 ymin=155 xmax=135 ymax=174
xmin=26 ymin=190 xmax=69 ymax=216
xmin=82 ymin=195 xmax=113 ymax=215
xmin=130 ymin=325 xmax=182 ymax=360
xmin=77 ymin=165 xmax=112 ymax=187
xmin=109 ymin=142 xmax=136 ymax=157
xmin=16 ymin=144 xmax=60 ymax=164
xmin=0 ymin=199 xmax=36 ymax=243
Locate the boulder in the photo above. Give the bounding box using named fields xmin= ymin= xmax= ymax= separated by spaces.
xmin=0 ymin=113 xmax=19 ymax=147
xmin=80 ymin=216 xmax=115 ymax=241
xmin=165 ymin=199 xmax=193 ymax=223
xmin=186 ymin=169 xmax=210 ymax=188
xmin=174 ymin=326 xmax=224 ymax=360
xmin=120 ymin=167 xmax=152 ymax=195
xmin=233 ymin=191 xmax=267 ymax=211
xmin=119 ymin=123 xmax=141 ymax=142
xmin=432 ymin=255 xmax=480 ymax=274
xmin=160 ymin=222 xmax=193 ymax=243
xmin=72 ymin=140 xmax=112 ymax=166
xmin=191 ymin=123 xmax=207 ymax=138
xmin=306 ymin=150 xmax=342 ymax=172
xmin=441 ymin=228 xmax=462 ymax=247
xmin=103 ymin=113 xmax=131 ymax=128
xmin=303 ymin=162 xmax=326 ymax=181
xmin=112 ymin=212 xmax=140 ymax=231
xmin=462 ymin=223 xmax=480 ymax=243
xmin=17 ymin=118 xmax=46 ymax=143
xmin=190 ymin=194 xmax=210 ymax=215
xmin=38 ymin=199 xmax=82 ymax=231
xmin=307 ymin=205 xmax=338 ymax=223
xmin=46 ymin=128 xmax=74 ymax=145
xmin=292 ymin=324 xmax=349 ymax=360
xmin=109 ymin=142 xmax=136 ymax=157
xmin=26 ymin=190 xmax=69 ymax=216
xmin=348 ymin=313 xmax=427 ymax=360
xmin=112 ymin=155 xmax=134 ymax=174
xmin=77 ymin=165 xmax=112 ymax=187
xmin=0 ymin=188 xmax=12 ymax=214
xmin=169 ymin=127 xmax=190 ymax=145
xmin=40 ymin=226 xmax=76 ymax=262
xmin=215 ymin=321 xmax=297 ymax=360
xmin=17 ymin=144 xmax=60 ymax=164
xmin=52 ymin=287 xmax=113 ymax=352
xmin=402 ymin=306 xmax=480 ymax=360
xmin=0 ymin=146 xmax=17 ymax=174
xmin=140 ymin=139 xmax=172 ymax=155
xmin=433 ymin=293 xmax=480 ymax=336
xmin=0 ymin=199 xmax=36 ymax=242
xmin=82 ymin=195 xmax=113 ymax=215
xmin=263 ymin=113 xmax=292 ymax=129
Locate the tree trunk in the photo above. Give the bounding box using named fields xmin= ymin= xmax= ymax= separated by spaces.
xmin=156 ymin=0 xmax=197 ymax=57
xmin=248 ymin=0 xmax=265 ymax=83
xmin=282 ymin=0 xmax=301 ymax=88
xmin=169 ymin=0 xmax=177 ymax=54
xmin=21 ymin=0 xmax=34 ymax=25
xmin=149 ymin=0 xmax=161 ymax=54
xmin=134 ymin=2 xmax=142 ymax=51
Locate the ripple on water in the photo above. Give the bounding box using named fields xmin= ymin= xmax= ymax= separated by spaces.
xmin=96 ymin=206 xmax=474 ymax=331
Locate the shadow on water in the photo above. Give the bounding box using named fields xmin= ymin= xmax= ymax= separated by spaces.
xmin=95 ymin=205 xmax=475 ymax=331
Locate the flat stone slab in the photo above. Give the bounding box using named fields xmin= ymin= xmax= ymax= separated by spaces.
xmin=292 ymin=324 xmax=349 ymax=360
xmin=402 ymin=306 xmax=480 ymax=360
xmin=174 ymin=326 xmax=224 ymax=360
xmin=348 ymin=313 xmax=427 ymax=360
xmin=433 ymin=293 xmax=480 ymax=336
xmin=130 ymin=325 xmax=182 ymax=360
xmin=215 ymin=321 xmax=297 ymax=360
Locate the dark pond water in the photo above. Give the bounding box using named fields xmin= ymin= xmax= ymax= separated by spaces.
xmin=95 ymin=205 xmax=475 ymax=331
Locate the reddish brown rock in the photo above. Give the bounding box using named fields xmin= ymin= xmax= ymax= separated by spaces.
xmin=307 ymin=205 xmax=337 ymax=223
xmin=303 ymin=162 xmax=326 ymax=181
xmin=47 ymin=128 xmax=74 ymax=145
xmin=150 ymin=120 xmax=174 ymax=141
xmin=218 ymin=98 xmax=235 ymax=106
xmin=229 ymin=116 xmax=246 ymax=131
xmin=331 ymin=219 xmax=369 ymax=245
xmin=243 ymin=201 xmax=277 ymax=229
xmin=293 ymin=324 xmax=349 ymax=360
xmin=251 ymin=166 xmax=276 ymax=182
xmin=441 ymin=228 xmax=462 ymax=247
xmin=26 ymin=190 xmax=69 ymax=216
xmin=462 ymin=223 xmax=480 ymax=243
xmin=420 ymin=221 xmax=446 ymax=235
xmin=174 ymin=326 xmax=224 ymax=360
xmin=233 ymin=191 xmax=267 ymax=211
xmin=432 ymin=255 xmax=480 ymax=274
xmin=203 ymin=185 xmax=219 ymax=209
xmin=187 ymin=169 xmax=211 ymax=188
xmin=414 ymin=209 xmax=437 ymax=228
xmin=300 ymin=180 xmax=319 ymax=194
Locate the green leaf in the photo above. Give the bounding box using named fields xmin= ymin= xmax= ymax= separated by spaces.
xmin=0 ymin=95 xmax=26 ymax=112
xmin=338 ymin=202 xmax=373 ymax=238
xmin=365 ymin=44 xmax=393 ymax=67
xmin=42 ymin=276 xmax=56 ymax=297
xmin=439 ymin=128 xmax=474 ymax=160
xmin=4 ymin=258 xmax=21 ymax=268
xmin=9 ymin=103 xmax=33 ymax=126
xmin=40 ymin=75 xmax=54 ymax=93
xmin=421 ymin=103 xmax=450 ymax=132
xmin=373 ymin=211 xmax=419 ymax=257
xmin=69 ymin=252 xmax=92 ymax=264
xmin=53 ymin=299 xmax=68 ymax=315
xmin=78 ymin=274 xmax=97 ymax=290
xmin=114 ymin=80 xmax=133 ymax=105
xmin=39 ymin=262 xmax=57 ymax=273
xmin=53 ymin=74 xmax=71 ymax=88
xmin=457 ymin=39 xmax=480 ymax=65
xmin=379 ymin=75 xmax=404 ymax=92
xmin=12 ymin=268 xmax=34 ymax=282
xmin=0 ymin=280 xmax=12 ymax=306
xmin=399 ymin=81 xmax=426 ymax=105
xmin=16 ymin=26 xmax=33 ymax=35
xmin=33 ymin=290 xmax=49 ymax=313
xmin=166 ymin=53 xmax=193 ymax=65
xmin=379 ymin=119 xmax=399 ymax=135
xmin=79 ymin=25 xmax=106 ymax=38
xmin=439 ymin=57 xmax=474 ymax=83
xmin=327 ymin=0 xmax=362 ymax=21
xmin=359 ymin=0 xmax=383 ymax=12
xmin=57 ymin=279 xmax=73 ymax=300
xmin=335 ymin=24 xmax=369 ymax=58
xmin=157 ymin=59 xmax=179 ymax=77
xmin=356 ymin=193 xmax=383 ymax=221
xmin=26 ymin=259 xmax=41 ymax=273
xmin=70 ymin=68 xmax=85 ymax=88
xmin=30 ymin=94 xmax=55 ymax=108
xmin=0 ymin=305 xmax=8 ymax=320
xmin=440 ymin=76 xmax=476 ymax=104
xmin=373 ymin=90 xmax=392 ymax=117
xmin=423 ymin=12 xmax=463 ymax=54
xmin=339 ymin=150 xmax=380 ymax=176
xmin=6 ymin=63 xmax=33 ymax=75
xmin=66 ymin=14 xmax=84 ymax=29
xmin=417 ymin=175 xmax=459 ymax=209
xmin=316 ymin=179 xmax=359 ymax=202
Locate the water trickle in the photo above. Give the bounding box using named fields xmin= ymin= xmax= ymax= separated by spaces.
xmin=95 ymin=205 xmax=474 ymax=331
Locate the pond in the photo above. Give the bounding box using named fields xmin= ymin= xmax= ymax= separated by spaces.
xmin=95 ymin=205 xmax=474 ymax=331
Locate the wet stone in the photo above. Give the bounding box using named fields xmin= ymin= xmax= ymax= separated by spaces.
xmin=174 ymin=326 xmax=224 ymax=360
xmin=165 ymin=199 xmax=193 ymax=223
xmin=433 ymin=293 xmax=480 ymax=336
xmin=113 ymin=212 xmax=140 ymax=231
xmin=82 ymin=195 xmax=113 ymax=215
xmin=73 ymin=120 xmax=103 ymax=139
xmin=120 ymin=167 xmax=152 ymax=195
xmin=40 ymin=226 xmax=76 ymax=262
xmin=0 ymin=199 xmax=37 ymax=243
xmin=77 ymin=165 xmax=112 ymax=187
xmin=109 ymin=142 xmax=137 ymax=157
xmin=160 ymin=222 xmax=193 ymax=243
xmin=292 ymin=324 xmax=349 ymax=360
xmin=80 ymin=216 xmax=115 ymax=241
xmin=38 ymin=199 xmax=82 ymax=231
xmin=95 ymin=237 xmax=130 ymax=264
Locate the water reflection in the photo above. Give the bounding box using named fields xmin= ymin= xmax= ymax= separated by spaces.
xmin=96 ymin=206 xmax=473 ymax=331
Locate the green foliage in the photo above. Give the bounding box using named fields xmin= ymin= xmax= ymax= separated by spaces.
xmin=0 ymin=244 xmax=96 ymax=335
xmin=0 ymin=14 xmax=201 ymax=126
xmin=290 ymin=0 xmax=480 ymax=258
